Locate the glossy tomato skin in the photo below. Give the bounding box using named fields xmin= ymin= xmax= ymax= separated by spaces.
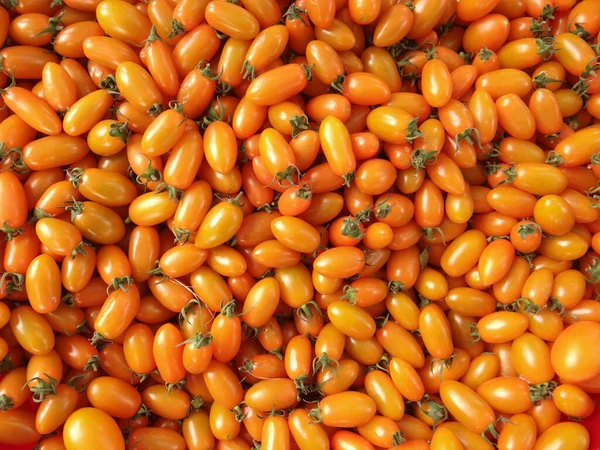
xmin=318 ymin=392 xmax=377 ymax=428
xmin=439 ymin=381 xmax=496 ymax=433
xmin=10 ymin=306 xmax=55 ymax=356
xmin=87 ymin=376 xmax=142 ymax=419
xmin=0 ymin=172 xmax=28 ymax=232
xmin=422 ymin=59 xmax=452 ymax=108
xmin=63 ymin=408 xmax=124 ymax=450
xmin=0 ymin=407 xmax=41 ymax=446
xmin=551 ymin=321 xmax=600 ymax=383
xmin=532 ymin=422 xmax=589 ymax=450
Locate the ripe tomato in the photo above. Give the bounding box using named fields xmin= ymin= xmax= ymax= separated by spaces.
xmin=476 ymin=376 xmax=532 ymax=414
xmin=532 ymin=422 xmax=589 ymax=450
xmin=0 ymin=172 xmax=28 ymax=236
xmin=441 ymin=229 xmax=487 ymax=277
xmin=315 ymin=391 xmax=377 ymax=428
xmin=87 ymin=376 xmax=142 ymax=419
xmin=10 ymin=306 xmax=54 ymax=356
xmin=25 ymin=254 xmax=61 ymax=314
xmin=439 ymin=381 xmax=495 ymax=433
xmin=0 ymin=408 xmax=41 ymax=446
xmin=246 ymin=64 xmax=311 ymax=106
xmin=551 ymin=321 xmax=600 ymax=382
xmin=203 ymin=360 xmax=244 ymax=409
xmin=205 ymin=0 xmax=259 ymax=40
xmin=153 ymin=323 xmax=186 ymax=384
xmin=320 ymin=116 xmax=356 ymax=181
xmin=141 ymin=385 xmax=191 ymax=420
xmin=63 ymin=408 xmax=124 ymax=450
xmin=498 ymin=413 xmax=537 ymax=450
xmin=422 ymin=59 xmax=452 ymax=108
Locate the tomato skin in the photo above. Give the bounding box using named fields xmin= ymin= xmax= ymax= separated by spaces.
xmin=463 ymin=14 xmax=509 ymax=53
xmin=153 ymin=323 xmax=186 ymax=384
xmin=129 ymin=191 xmax=178 ymax=227
xmin=441 ymin=229 xmax=487 ymax=277
xmin=538 ymin=231 xmax=588 ymax=262
xmin=437 ymin=422 xmax=493 ymax=450
xmin=246 ymin=64 xmax=310 ymax=106
xmin=74 ymin=168 xmax=137 ymax=208
xmin=96 ymin=0 xmax=150 ymax=45
xmin=319 ymin=392 xmax=377 ymax=428
xmin=1 ymin=45 xmax=60 ymax=80
xmin=439 ymin=381 xmax=495 ymax=434
xmin=141 ymin=385 xmax=190 ymax=421
xmin=553 ymin=384 xmax=594 ymax=419
xmin=195 ymin=201 xmax=244 ymax=249
xmin=511 ymin=332 xmax=554 ymax=384
xmin=554 ymin=33 xmax=596 ymax=76
xmin=342 ymin=72 xmax=392 ymax=106
xmin=42 ymin=62 xmax=78 ymax=112
xmin=35 ymin=383 xmax=79 ymax=435
xmin=0 ymin=407 xmax=41 ymax=446
xmin=366 ymin=106 xmax=413 ymax=144
xmin=3 ymin=87 xmax=62 ymax=136
xmin=478 ymin=239 xmax=515 ymax=285
xmin=95 ymin=285 xmax=140 ymax=340
xmin=389 ymin=358 xmax=424 ymax=402
xmin=460 ymin=352 xmax=499 ymax=391
xmin=63 ymin=407 xmax=124 ymax=450
xmin=203 ymin=360 xmax=244 ymax=409
xmin=487 ymin=186 xmax=536 ymax=219
xmin=0 ymin=172 xmax=28 ymax=232
xmin=25 ymin=254 xmax=61 ymax=314
xmin=476 ymin=376 xmax=532 ymax=414
xmin=123 ymin=323 xmax=156 ymax=374
xmin=314 ymin=246 xmax=366 ymax=279
xmin=551 ymin=321 xmax=600 ymax=383
xmin=72 ymin=201 xmax=126 ymax=245
xmin=288 ymin=408 xmax=330 ymax=450
xmin=513 ymin=163 xmax=568 ymax=196
xmin=377 ymin=320 xmax=424 ymax=368
xmin=141 ymin=109 xmax=186 ymax=156
xmin=320 ymin=116 xmax=356 ymax=178
xmin=259 ymin=128 xmax=296 ymax=178
xmin=10 ymin=306 xmax=54 ymax=356
xmin=0 ymin=367 xmax=29 ymax=411
xmin=0 ymin=6 xmax=8 ymax=47
xmin=477 ymin=312 xmax=529 ymax=344
xmin=327 ymin=300 xmax=376 ymax=339
xmin=364 ymin=370 xmax=405 ymax=422
xmin=205 ymin=0 xmax=259 ymax=40
xmin=426 ymin=153 xmax=466 ymax=196
xmin=475 ymin=68 xmax=532 ymax=99
xmin=497 ymin=413 xmax=536 ymax=450
xmin=495 ymin=93 xmax=536 ymax=140
xmin=87 ymin=376 xmax=142 ymax=419
xmin=533 ymin=422 xmax=589 ymax=450
xmin=115 ymin=62 xmax=162 ymax=112
xmin=171 ymin=23 xmax=220 ymax=77
xmin=373 ymin=3 xmax=412 ymax=47
xmin=422 ymin=59 xmax=452 ymax=108
xmin=204 ymin=121 xmax=237 ymax=175
xmin=419 ymin=304 xmax=453 ymax=359
xmin=407 ymin=0 xmax=447 ymax=39
xmin=430 ymin=427 xmax=464 ymax=450
xmin=128 ymin=428 xmax=186 ymax=450
xmin=555 ymin=126 xmax=600 ymax=167
xmin=245 ymin=378 xmax=298 ymax=412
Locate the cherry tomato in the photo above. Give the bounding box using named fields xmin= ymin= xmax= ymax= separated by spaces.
xmin=63 ymin=408 xmax=124 ymax=450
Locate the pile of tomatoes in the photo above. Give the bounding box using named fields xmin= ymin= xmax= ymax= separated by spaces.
xmin=2 ymin=0 xmax=600 ymax=448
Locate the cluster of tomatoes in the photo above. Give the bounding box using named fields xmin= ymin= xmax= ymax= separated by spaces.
xmin=2 ymin=0 xmax=600 ymax=448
